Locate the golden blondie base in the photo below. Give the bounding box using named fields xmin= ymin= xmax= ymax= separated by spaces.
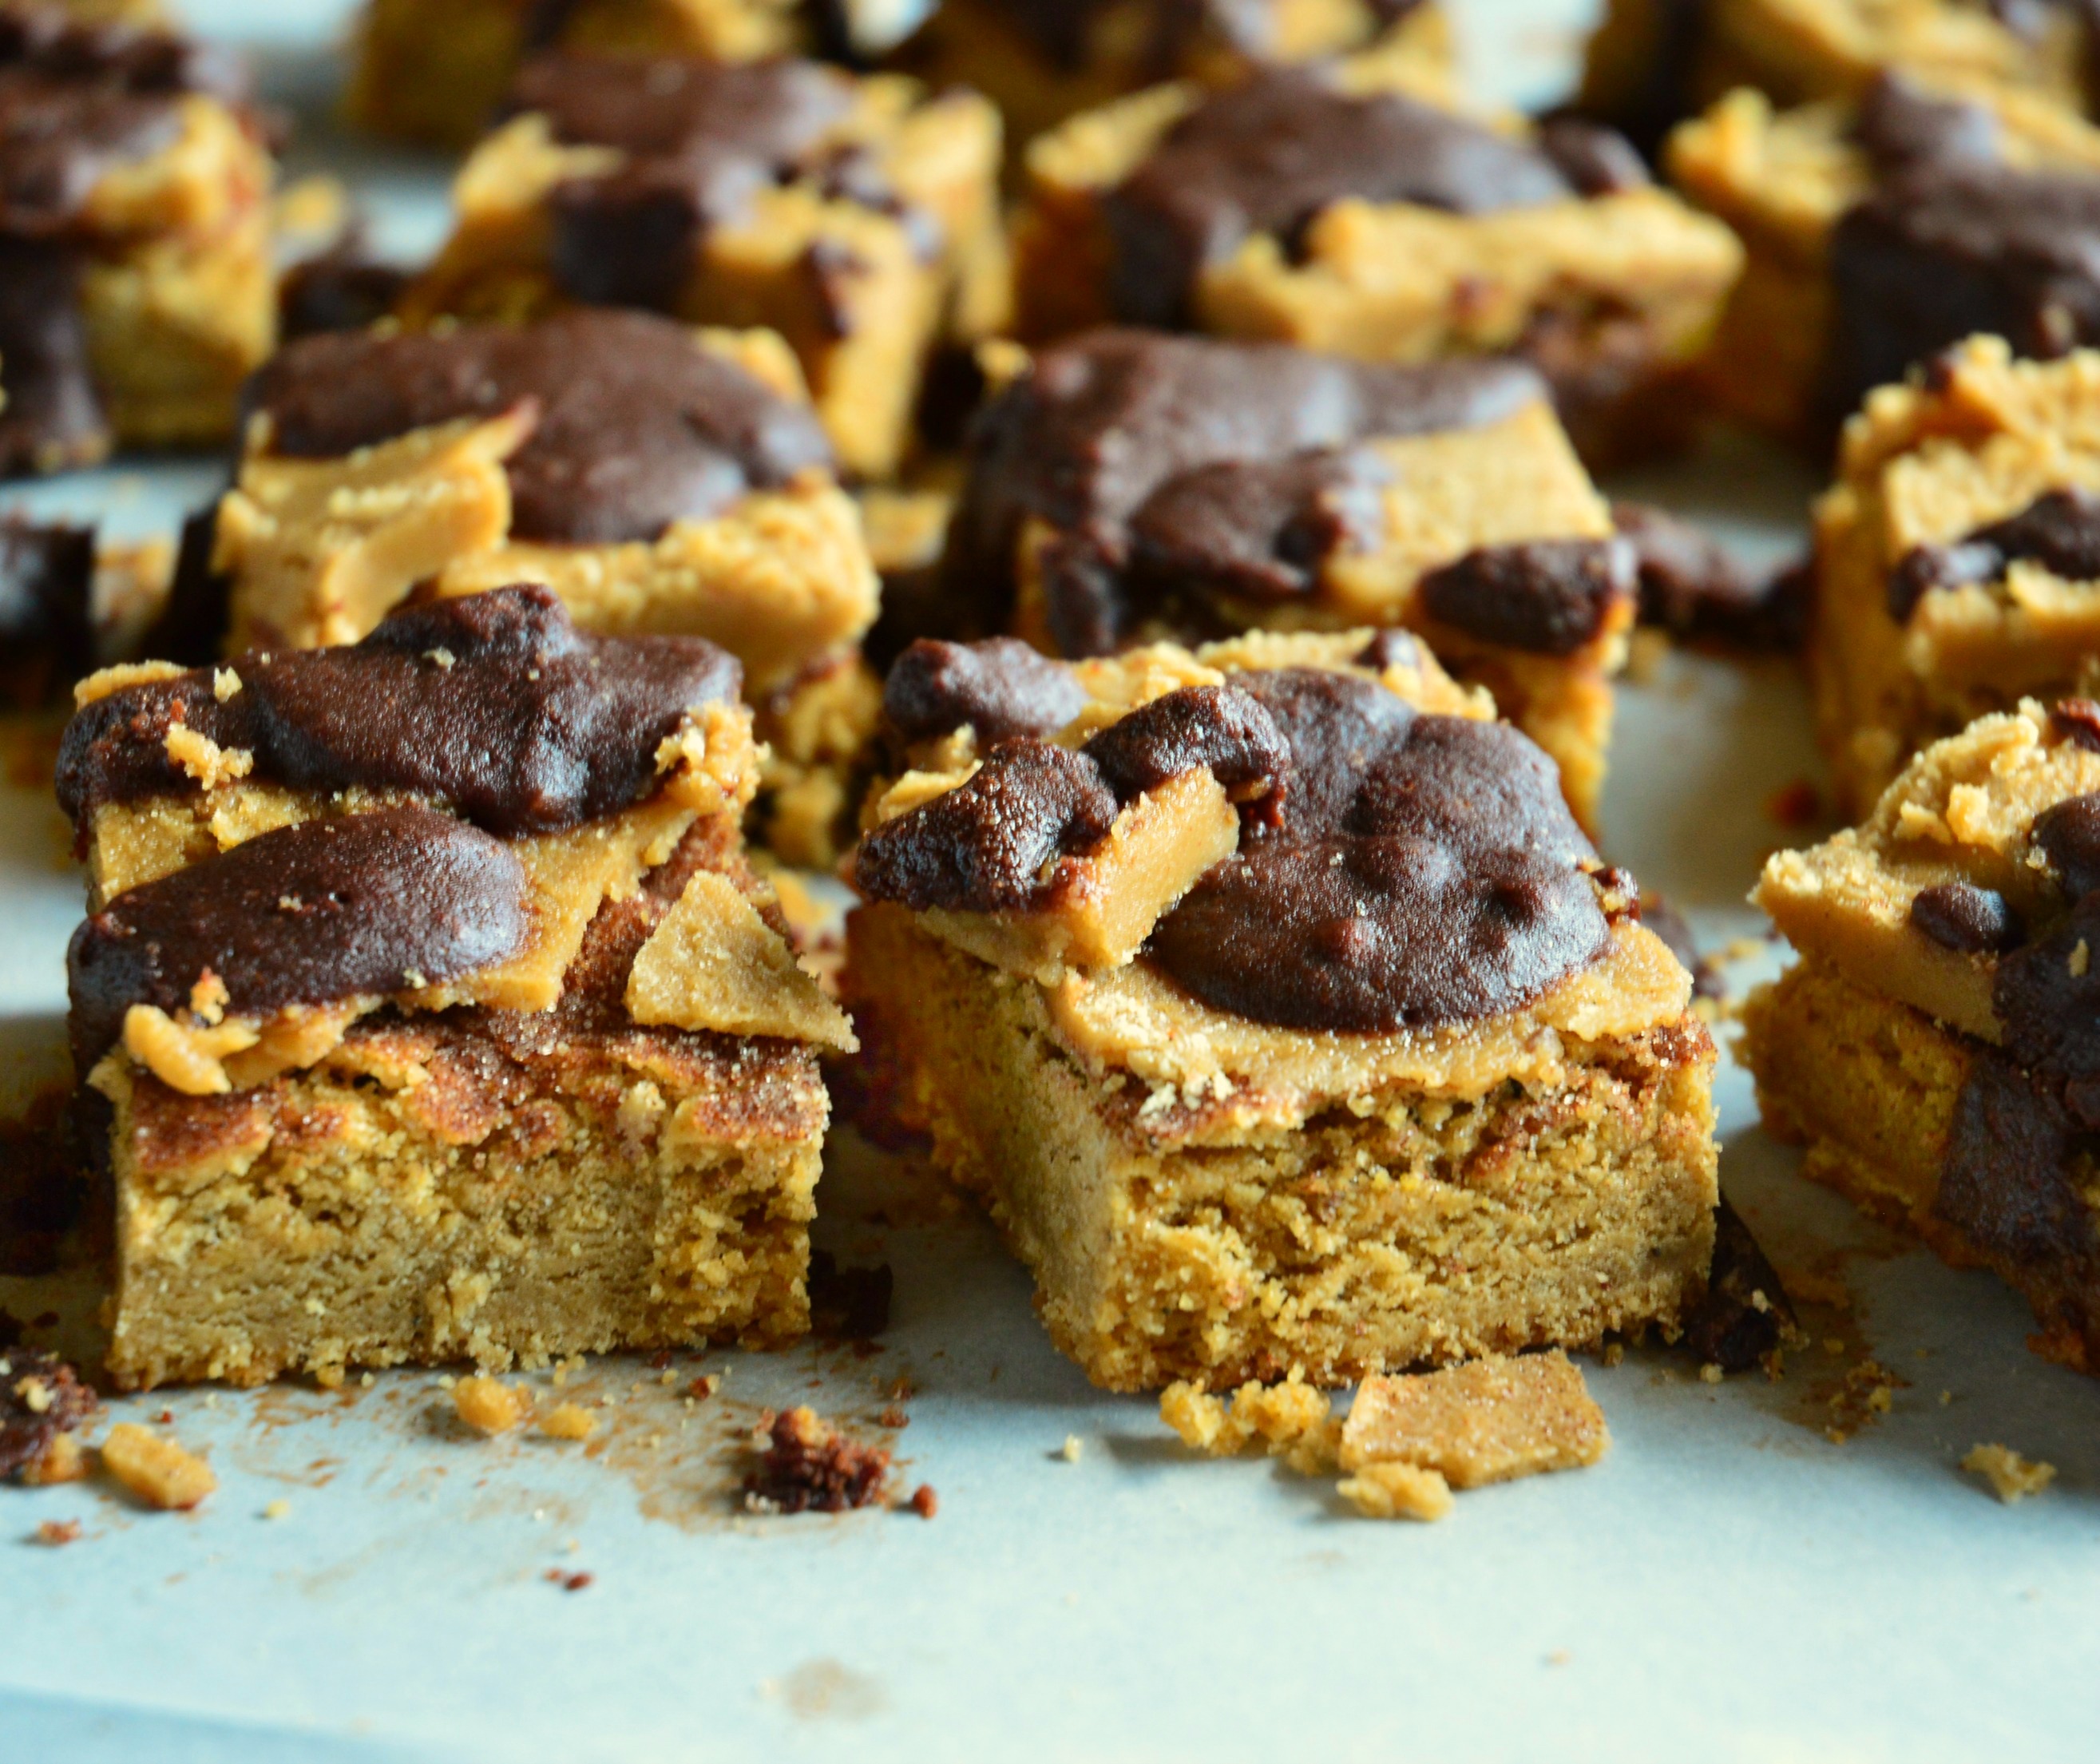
xmin=97 ymin=1007 xmax=824 ymax=1391
xmin=849 ymin=903 xmax=1718 ymax=1391
xmin=1745 ymin=959 xmax=2100 ymax=1374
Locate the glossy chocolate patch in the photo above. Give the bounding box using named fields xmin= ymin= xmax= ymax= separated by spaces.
xmin=950 ymin=329 xmax=1542 ymax=654
xmin=1103 ymin=69 xmax=1577 ymax=327
xmin=57 ymin=584 xmax=741 ymax=840
xmin=1146 ymin=669 xmax=1611 ymax=1031
xmin=1910 ymin=881 xmax=2022 ymax=954
xmin=248 ymin=311 xmax=833 ymax=546
xmin=1887 ymin=488 xmax=2100 ymax=622
xmin=0 ymin=514 xmax=93 ymax=707
xmin=67 ymin=804 xmax=530 ymax=1072
xmin=1416 ymin=537 xmax=1634 ymax=656
xmin=882 ymin=637 xmax=1088 ymax=747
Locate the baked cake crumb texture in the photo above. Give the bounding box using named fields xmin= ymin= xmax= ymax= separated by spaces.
xmin=1962 ymin=1444 xmax=2057 ymax=1504
xmin=101 ymin=1422 xmax=216 ymax=1511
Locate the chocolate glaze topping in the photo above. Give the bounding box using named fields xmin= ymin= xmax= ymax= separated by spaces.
xmin=1829 ymin=77 xmax=2100 ymax=426
xmin=57 ymin=585 xmax=741 ymax=842
xmin=0 ymin=10 xmax=248 ymax=474
xmin=858 ymin=662 xmax=1613 ymax=1032
xmin=248 ymin=311 xmax=833 ymax=546
xmin=1416 ymin=537 xmax=1634 ymax=656
xmin=67 ymin=804 xmax=530 ymax=1073
xmin=1103 ymin=69 xmax=1581 ymax=327
xmin=505 ymin=54 xmax=909 ymax=319
xmin=1612 ymin=501 xmax=1806 ymax=650
xmin=1910 ymin=881 xmax=2023 ymax=954
xmin=974 ymin=0 xmax=1429 ymax=72
xmin=1682 ymin=1198 xmax=1797 ymax=1374
xmin=1887 ymin=488 xmax=2100 ymax=622
xmin=883 ymin=636 xmax=1088 ymax=747
xmin=1147 ymin=670 xmax=1610 ymax=1031
xmin=0 ymin=514 xmax=93 ymax=706
xmin=951 ymin=330 xmax=1544 ymax=655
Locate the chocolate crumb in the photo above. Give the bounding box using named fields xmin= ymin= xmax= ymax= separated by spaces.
xmin=1612 ymin=503 xmax=1808 ymax=649
xmin=808 ymin=1250 xmax=894 ymax=1342
xmin=0 ymin=1351 xmax=97 ymax=1482
xmin=1683 ymin=1199 xmax=1798 ymax=1374
xmin=908 ymin=1484 xmax=937 ymax=1519
xmin=744 ymin=1407 xmax=892 ymax=1514
xmin=544 ymin=1568 xmax=594 ymax=1592
xmin=2052 ymin=699 xmax=2100 ymax=752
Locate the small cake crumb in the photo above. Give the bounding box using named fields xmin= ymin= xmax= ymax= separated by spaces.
xmin=1159 ymin=1374 xmax=1332 ymax=1463
xmin=452 ymin=1376 xmax=529 ymax=1436
xmin=101 ymin=1422 xmax=216 ymax=1510
xmin=1060 ymin=1435 xmax=1084 ymax=1464
xmin=1601 ymin=1342 xmax=1625 ymax=1368
xmin=1337 ymin=1461 xmax=1454 ymax=1522
xmin=32 ymin=1518 xmax=81 ymax=1547
xmin=1698 ymin=1363 xmax=1724 ymax=1385
xmin=909 ymin=1484 xmax=938 ymax=1518
xmin=263 ymin=1498 xmax=291 ymax=1520
xmin=21 ymin=1431 xmax=88 ymax=1487
xmin=690 ymin=1374 xmax=719 ymax=1400
xmin=211 ymin=667 xmax=241 ymax=702
xmin=541 ymin=1403 xmax=597 ymax=1441
xmin=1340 ymin=1351 xmax=1608 ymax=1489
xmin=1962 ymin=1443 xmax=2057 ymax=1504
xmin=743 ymin=1407 xmax=891 ymax=1514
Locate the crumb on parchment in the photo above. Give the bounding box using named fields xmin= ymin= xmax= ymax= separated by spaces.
xmin=453 ymin=1376 xmax=529 ymax=1436
xmin=540 ymin=1403 xmax=597 ymax=1441
xmin=1337 ymin=1461 xmax=1454 ymax=1523
xmin=1962 ymin=1444 xmax=2056 ymax=1504
xmin=101 ymin=1422 xmax=216 ymax=1511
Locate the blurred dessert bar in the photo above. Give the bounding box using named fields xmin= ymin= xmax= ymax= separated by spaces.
xmin=1010 ymin=46 xmax=1741 ymax=466
xmin=399 ymin=51 xmax=1003 ymax=480
xmin=58 ymin=585 xmax=853 ymax=1389
xmin=944 ymin=330 xmax=1639 ymax=827
xmin=1667 ymin=72 xmax=2100 ymax=445
xmin=893 ymin=0 xmax=1453 ymax=148
xmin=1577 ymin=0 xmax=2094 ymax=158
xmin=1746 ymin=695 xmax=2100 ymax=1375
xmin=845 ymin=632 xmax=1718 ymax=1389
xmin=0 ymin=2 xmax=275 ymax=474
xmin=1809 ymin=336 xmax=2100 ymax=814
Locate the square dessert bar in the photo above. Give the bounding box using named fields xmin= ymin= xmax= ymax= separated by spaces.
xmin=1809 ymin=337 xmax=2100 ymax=815
xmin=0 ymin=4 xmax=275 ymax=474
xmin=58 ymin=585 xmax=854 ymax=1389
xmin=844 ymin=631 xmax=1718 ymax=1389
xmin=1667 ymin=72 xmax=2100 ymax=446
xmin=348 ymin=0 xmax=931 ymax=149
xmin=1745 ymin=698 xmax=2100 ymax=1374
xmin=946 ymin=330 xmax=1639 ymax=829
xmin=1578 ymin=0 xmax=2094 ymax=157
xmin=1010 ymin=49 xmax=1741 ymax=467
xmin=400 ymin=52 xmax=1004 ymax=481
xmin=207 ymin=310 xmax=878 ymax=703
xmin=893 ymin=0 xmax=1452 ymax=149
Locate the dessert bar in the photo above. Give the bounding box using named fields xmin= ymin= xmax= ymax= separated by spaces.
xmin=1746 ymin=696 xmax=2100 ymax=1374
xmin=58 ymin=585 xmax=853 ymax=1389
xmin=1578 ymin=0 xmax=2093 ymax=158
xmin=202 ymin=310 xmax=878 ymax=702
xmin=845 ymin=631 xmax=1718 ymax=1389
xmin=347 ymin=0 xmax=931 ymax=148
xmin=401 ymin=50 xmax=1003 ymax=481
xmin=1809 ymin=336 xmax=2100 ymax=815
xmin=894 ymin=0 xmax=1453 ymax=149
xmin=1011 ymin=48 xmax=1741 ymax=466
xmin=0 ymin=2 xmax=275 ymax=474
xmin=945 ymin=330 xmax=1639 ymax=828
xmin=1668 ymin=71 xmax=2100 ymax=446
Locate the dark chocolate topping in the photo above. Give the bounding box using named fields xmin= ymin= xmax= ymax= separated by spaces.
xmin=973 ymin=0 xmax=1428 ymax=72
xmin=67 ymin=804 xmax=530 ymax=1073
xmin=1850 ymin=74 xmax=2002 ymax=173
xmin=951 ymin=329 xmax=1543 ymax=655
xmin=278 ymin=234 xmax=410 ymax=340
xmin=1829 ymin=145 xmax=2100 ymax=426
xmin=1534 ymin=116 xmax=1651 ymax=196
xmin=1103 ymin=69 xmax=1578 ymax=327
xmin=506 ymin=54 xmax=881 ymax=315
xmin=1910 ymin=881 xmax=2023 ymax=954
xmin=1126 ymin=447 xmax=1392 ymax=604
xmin=1146 ymin=670 xmax=1610 ymax=1031
xmin=883 ymin=636 xmax=1088 ymax=747
xmin=0 ymin=513 xmax=93 ymax=706
xmin=1683 ymin=1198 xmax=1796 ymax=1375
xmin=2031 ymin=791 xmax=2100 ymax=899
xmin=57 ymin=585 xmax=741 ymax=841
xmin=852 ymin=737 xmax=1119 ymax=912
xmin=1886 ymin=489 xmax=2100 ymax=622
xmin=1080 ymin=682 xmax=1288 ymax=810
xmin=248 ymin=311 xmax=832 ymax=546
xmin=2050 ymin=697 xmax=2100 ymax=751
xmin=1353 ymin=628 xmax=1424 ymax=672
xmin=1416 ymin=537 xmax=1634 ymax=656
